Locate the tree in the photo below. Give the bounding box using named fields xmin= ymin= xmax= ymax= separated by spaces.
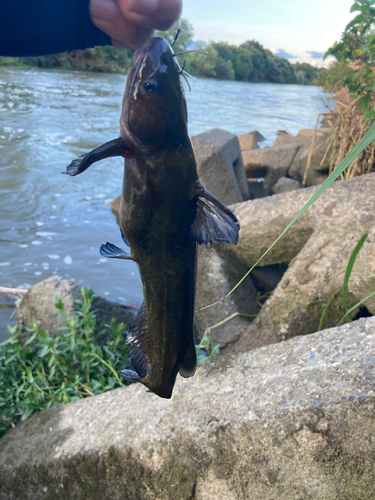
xmin=325 ymin=0 xmax=375 ymax=118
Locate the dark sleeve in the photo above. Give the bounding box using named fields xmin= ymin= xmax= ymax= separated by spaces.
xmin=0 ymin=0 xmax=111 ymax=57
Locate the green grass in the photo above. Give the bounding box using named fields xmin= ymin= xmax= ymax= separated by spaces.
xmin=0 ymin=288 xmax=130 ymax=437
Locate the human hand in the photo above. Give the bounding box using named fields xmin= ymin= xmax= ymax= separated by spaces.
xmin=89 ymin=0 xmax=182 ymax=49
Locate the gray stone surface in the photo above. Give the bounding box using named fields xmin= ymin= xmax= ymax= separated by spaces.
xmin=247 ymin=179 xmax=271 ymax=199
xmin=238 ymin=130 xmax=264 ymax=151
xmin=242 ymin=143 xmax=299 ymax=189
xmin=272 ymin=134 xmax=310 ymax=148
xmin=191 ymin=128 xmax=249 ymax=205
xmin=17 ymin=275 xmax=135 ymax=338
xmin=250 ymin=264 xmax=287 ymax=294
xmin=222 ymin=174 xmax=375 ymax=343
xmin=271 ymin=176 xmax=303 ymax=194
xmin=1 ymin=317 xmax=375 ymax=499
xmin=288 ymin=134 xmax=332 ymax=187
xmin=195 ymin=245 xmax=259 ymax=348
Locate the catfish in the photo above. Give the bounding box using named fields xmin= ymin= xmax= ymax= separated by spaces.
xmin=65 ymin=37 xmax=240 ymax=399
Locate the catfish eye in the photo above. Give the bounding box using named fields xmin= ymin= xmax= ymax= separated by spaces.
xmin=143 ymin=79 xmax=157 ymax=93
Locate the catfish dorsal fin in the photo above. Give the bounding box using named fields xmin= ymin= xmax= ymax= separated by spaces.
xmin=189 ymin=181 xmax=240 ymax=246
xmin=127 ymin=303 xmax=151 ymax=379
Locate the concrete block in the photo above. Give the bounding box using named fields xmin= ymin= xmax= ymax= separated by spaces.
xmin=238 ymin=130 xmax=265 ymax=151
xmin=191 ymin=128 xmax=249 ymax=205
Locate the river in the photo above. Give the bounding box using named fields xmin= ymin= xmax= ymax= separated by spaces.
xmin=0 ymin=67 xmax=331 ymax=340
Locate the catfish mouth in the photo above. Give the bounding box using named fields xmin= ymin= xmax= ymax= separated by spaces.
xmin=120 ymin=37 xmax=173 ymax=156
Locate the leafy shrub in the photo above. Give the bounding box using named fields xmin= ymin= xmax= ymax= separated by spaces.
xmin=0 ymin=288 xmax=129 ymax=437
xmin=324 ymin=0 xmax=375 ymax=119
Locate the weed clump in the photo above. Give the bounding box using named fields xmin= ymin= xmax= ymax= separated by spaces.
xmin=0 ymin=288 xmax=130 ymax=438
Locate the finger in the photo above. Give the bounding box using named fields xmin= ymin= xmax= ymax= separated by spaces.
xmin=119 ymin=0 xmax=182 ymax=31
xmin=90 ymin=0 xmax=153 ymax=49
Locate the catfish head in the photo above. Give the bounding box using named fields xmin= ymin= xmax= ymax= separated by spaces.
xmin=120 ymin=37 xmax=189 ymax=155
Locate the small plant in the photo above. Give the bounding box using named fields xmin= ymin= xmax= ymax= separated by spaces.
xmin=0 ymin=288 xmax=130 ymax=437
xmin=195 ymin=329 xmax=220 ymax=364
xmin=318 ymin=232 xmax=375 ymax=330
xmin=195 ymin=313 xmax=256 ymax=364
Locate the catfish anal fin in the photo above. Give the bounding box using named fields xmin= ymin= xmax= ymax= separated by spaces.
xmin=118 ymin=369 xmax=141 ymax=382
xmin=99 ymin=242 xmax=134 ymax=261
xmin=179 ymin=335 xmax=197 ymax=378
xmin=189 ymin=182 xmax=240 ymax=245
xmin=127 ymin=303 xmax=151 ymax=379
xmin=65 ymin=137 xmax=129 ymax=176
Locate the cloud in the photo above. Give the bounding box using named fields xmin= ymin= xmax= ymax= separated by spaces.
xmin=273 ymin=49 xmax=297 ymax=59
xmin=307 ymin=51 xmax=325 ymax=59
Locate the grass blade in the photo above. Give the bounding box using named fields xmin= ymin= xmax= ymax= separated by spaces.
xmin=337 ymin=290 xmax=375 ymax=326
xmin=318 ymin=291 xmax=338 ymax=331
xmin=343 ymin=232 xmax=368 ymax=310
xmin=90 ymin=352 xmax=123 ymax=387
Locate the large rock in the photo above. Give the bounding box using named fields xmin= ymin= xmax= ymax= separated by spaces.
xmin=271 ymin=176 xmax=303 ymax=194
xmin=110 ymin=195 xmax=121 ymax=223
xmin=298 ymin=128 xmax=331 ymax=137
xmin=195 ymin=245 xmax=259 ymax=348
xmin=288 ymin=134 xmax=332 ymax=186
xmin=272 ymin=134 xmax=310 ymax=148
xmin=17 ymin=276 xmax=135 ymax=337
xmin=242 ymin=143 xmax=299 ymax=189
xmin=222 ymin=174 xmax=375 ymax=344
xmin=238 ymin=130 xmax=265 ymax=151
xmin=191 ymin=128 xmax=249 ymax=205
xmin=1 ymin=317 xmax=375 ymax=499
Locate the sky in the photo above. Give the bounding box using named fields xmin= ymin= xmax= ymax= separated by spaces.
xmin=182 ymin=0 xmax=355 ymax=66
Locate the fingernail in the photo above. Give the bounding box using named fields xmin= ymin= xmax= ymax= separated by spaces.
xmin=126 ymin=0 xmax=158 ymax=16
xmin=90 ymin=0 xmax=117 ymax=21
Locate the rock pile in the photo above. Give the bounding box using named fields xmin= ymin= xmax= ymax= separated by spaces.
xmin=217 ymin=173 xmax=375 ymax=350
xmin=241 ymin=127 xmax=332 ymax=197
xmin=1 ymin=317 xmax=375 ymax=499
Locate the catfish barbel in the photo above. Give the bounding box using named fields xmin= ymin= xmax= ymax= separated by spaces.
xmin=65 ymin=37 xmax=240 ymax=399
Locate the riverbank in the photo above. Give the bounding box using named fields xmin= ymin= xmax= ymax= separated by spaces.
xmin=0 ymin=43 xmax=325 ymax=84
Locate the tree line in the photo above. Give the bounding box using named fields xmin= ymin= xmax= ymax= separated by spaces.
xmin=0 ymin=18 xmax=324 ymax=85
xmin=183 ymin=40 xmax=323 ymax=84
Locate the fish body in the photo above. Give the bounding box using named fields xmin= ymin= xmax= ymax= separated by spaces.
xmin=66 ymin=37 xmax=240 ymax=399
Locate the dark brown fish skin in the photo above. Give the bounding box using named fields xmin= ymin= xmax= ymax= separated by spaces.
xmin=65 ymin=37 xmax=239 ymax=399
xmin=119 ymin=38 xmax=199 ymax=398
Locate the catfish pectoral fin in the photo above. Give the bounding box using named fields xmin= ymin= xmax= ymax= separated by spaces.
xmin=65 ymin=137 xmax=129 ymax=176
xmin=189 ymin=183 xmax=240 ymax=245
xmin=118 ymin=369 xmax=141 ymax=382
xmin=99 ymin=242 xmax=134 ymax=261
